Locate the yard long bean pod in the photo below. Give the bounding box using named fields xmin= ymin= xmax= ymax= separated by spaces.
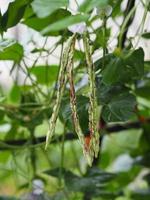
xmin=66 ymin=37 xmax=93 ymax=166
xmin=83 ymin=32 xmax=100 ymax=158
xmin=45 ymin=34 xmax=76 ymax=149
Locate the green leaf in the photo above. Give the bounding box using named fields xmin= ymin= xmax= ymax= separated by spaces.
xmin=142 ymin=32 xmax=150 ymax=39
xmin=0 ymin=197 xmax=19 ymax=200
xmin=94 ymin=28 xmax=111 ymax=49
xmin=135 ymin=86 xmax=150 ymax=100
xmin=95 ymin=53 xmax=114 ymax=71
xmin=0 ymin=109 xmax=5 ymax=121
xmin=102 ymin=48 xmax=144 ymax=85
xmin=143 ymin=173 xmax=150 ymax=185
xmin=44 ymin=167 xmax=117 ymax=197
xmin=23 ymin=8 xmax=71 ymax=36
xmin=31 ymin=0 xmax=69 ymax=18
xmin=102 ymin=57 xmax=123 ymax=85
xmin=86 ymin=167 xmax=116 ymax=182
xmin=41 ymin=14 xmax=89 ymax=35
xmin=134 ymin=153 xmax=150 ymax=167
xmin=65 ymin=168 xmax=118 ymax=198
xmin=44 ymin=167 xmax=67 ymax=177
xmin=124 ymin=48 xmax=144 ymax=79
xmin=8 ymin=85 xmax=21 ymax=104
xmin=114 ymin=129 xmax=142 ymax=150
xmin=102 ymin=92 xmax=136 ymax=122
xmin=79 ymin=0 xmax=108 ymax=13
xmin=111 ymin=0 xmax=122 ymax=18
xmin=6 ymin=91 xmax=51 ymax=128
xmin=115 ymin=166 xmax=141 ymax=188
xmin=96 ymin=78 xmax=129 ymax=105
xmin=51 ymin=192 xmax=70 ymax=200
xmin=144 ymin=61 xmax=150 ymax=74
xmin=74 ymin=50 xmax=85 ymax=61
xmin=103 ymin=129 xmax=142 ymax=163
xmin=1 ymin=0 xmax=31 ymax=31
xmin=0 ymin=39 xmax=23 ymax=62
xmin=131 ymin=189 xmax=150 ymax=200
xmin=29 ymin=65 xmax=59 ymax=85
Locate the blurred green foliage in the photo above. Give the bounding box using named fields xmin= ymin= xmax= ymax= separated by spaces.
xmin=0 ymin=0 xmax=150 ymax=199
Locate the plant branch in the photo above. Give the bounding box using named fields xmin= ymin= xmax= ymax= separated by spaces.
xmin=118 ymin=0 xmax=136 ymax=48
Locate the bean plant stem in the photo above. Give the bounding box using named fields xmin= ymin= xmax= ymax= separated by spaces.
xmin=134 ymin=0 xmax=149 ymax=47
xmin=118 ymin=4 xmax=137 ymax=49
xmin=59 ymin=124 xmax=66 ymax=186
xmin=102 ymin=16 xmax=107 ymax=69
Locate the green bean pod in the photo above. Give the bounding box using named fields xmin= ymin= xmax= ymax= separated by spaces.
xmin=66 ymin=37 xmax=93 ymax=166
xmin=83 ymin=32 xmax=100 ymax=158
xmin=45 ymin=34 xmax=76 ymax=149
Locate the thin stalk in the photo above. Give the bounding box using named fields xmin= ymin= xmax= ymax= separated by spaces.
xmin=50 ymin=42 xmax=64 ymax=102
xmin=118 ymin=0 xmax=136 ymax=48
xmin=0 ymin=139 xmax=45 ymax=150
xmin=30 ymin=128 xmax=36 ymax=178
xmin=59 ymin=125 xmax=66 ymax=186
xmin=102 ymin=16 xmax=107 ymax=69
xmin=71 ymin=144 xmax=83 ymax=175
xmin=41 ymin=146 xmax=52 ymax=166
xmin=134 ymin=0 xmax=149 ymax=47
xmin=22 ymin=60 xmax=47 ymax=98
xmin=75 ymin=0 xmax=79 ymax=8
xmin=118 ymin=4 xmax=137 ymax=49
xmin=32 ymin=37 xmax=48 ymax=67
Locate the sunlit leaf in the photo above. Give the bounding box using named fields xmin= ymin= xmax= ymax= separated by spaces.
xmin=23 ymin=8 xmax=71 ymax=36
xmin=0 ymin=39 xmax=23 ymax=62
xmin=79 ymin=0 xmax=108 ymax=13
xmin=8 ymin=85 xmax=21 ymax=105
xmin=41 ymin=14 xmax=89 ymax=35
xmin=31 ymin=0 xmax=69 ymax=18
xmin=29 ymin=65 xmax=59 ymax=85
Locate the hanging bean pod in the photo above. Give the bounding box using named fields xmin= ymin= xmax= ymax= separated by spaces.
xmin=83 ymin=32 xmax=100 ymax=158
xmin=45 ymin=34 xmax=76 ymax=149
xmin=66 ymin=37 xmax=93 ymax=166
